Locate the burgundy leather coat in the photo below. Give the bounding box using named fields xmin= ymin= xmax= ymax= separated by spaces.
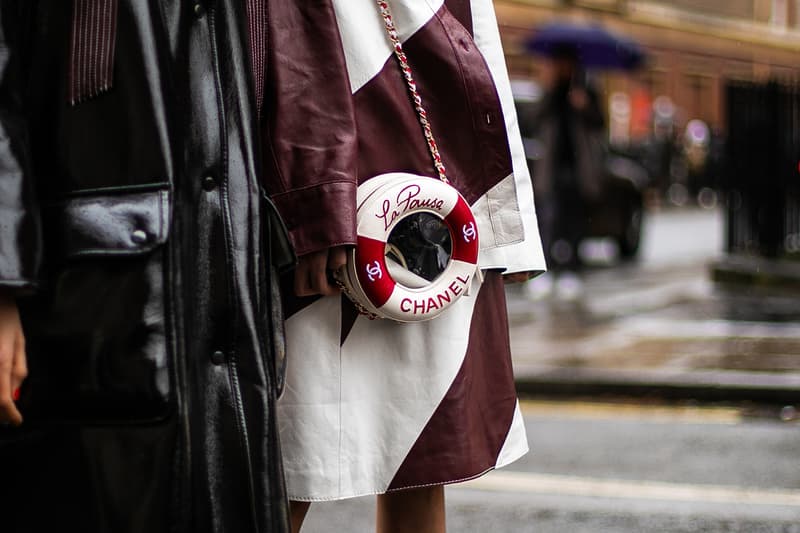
xmin=0 ymin=1 xmax=356 ymax=532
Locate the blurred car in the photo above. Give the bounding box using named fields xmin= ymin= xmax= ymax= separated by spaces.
xmin=512 ymin=79 xmax=648 ymax=260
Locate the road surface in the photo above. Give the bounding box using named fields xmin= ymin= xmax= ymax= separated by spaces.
xmin=300 ymin=400 xmax=800 ymax=532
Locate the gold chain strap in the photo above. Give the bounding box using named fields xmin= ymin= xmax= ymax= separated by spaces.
xmin=336 ymin=1 xmax=454 ymax=319
xmin=333 ymin=274 xmax=380 ymax=320
xmin=376 ymin=0 xmax=449 ymax=184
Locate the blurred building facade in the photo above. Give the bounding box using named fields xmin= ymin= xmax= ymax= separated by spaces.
xmin=495 ymin=0 xmax=800 ymax=139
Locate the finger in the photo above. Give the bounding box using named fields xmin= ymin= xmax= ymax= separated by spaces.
xmin=10 ymin=329 xmax=27 ymax=392
xmin=0 ymin=398 xmax=23 ymax=426
xmin=294 ymin=250 xmax=322 ymax=296
xmin=504 ymin=272 xmax=533 ymax=284
xmin=327 ymin=247 xmax=348 ymax=272
xmin=295 ymin=251 xmax=331 ymax=297
xmin=308 ymin=252 xmax=337 ymax=297
xmin=294 ymin=264 xmax=319 ymax=297
xmin=0 ymin=346 xmax=22 ymax=426
xmin=324 ymin=247 xmax=348 ymax=295
xmin=323 ymin=247 xmax=349 ymax=295
xmin=293 ymin=259 xmax=311 ymax=297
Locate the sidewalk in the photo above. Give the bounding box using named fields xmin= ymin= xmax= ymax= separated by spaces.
xmin=506 ymin=261 xmax=800 ymax=405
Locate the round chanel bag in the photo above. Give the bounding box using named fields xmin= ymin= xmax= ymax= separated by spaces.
xmin=334 ymin=0 xmax=480 ymax=322
xmin=336 ymin=172 xmax=479 ymax=322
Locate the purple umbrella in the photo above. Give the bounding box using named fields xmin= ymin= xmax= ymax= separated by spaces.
xmin=525 ymin=22 xmax=645 ymax=71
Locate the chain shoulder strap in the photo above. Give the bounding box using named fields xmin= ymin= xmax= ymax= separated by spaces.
xmin=376 ymin=1 xmax=449 ymax=184
xmin=336 ymin=2 xmax=453 ymax=319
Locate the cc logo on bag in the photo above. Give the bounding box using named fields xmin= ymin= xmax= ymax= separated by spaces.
xmin=337 ymin=172 xmax=479 ymax=322
xmin=366 ymin=261 xmax=383 ymax=282
xmin=462 ymin=222 xmax=477 ymax=243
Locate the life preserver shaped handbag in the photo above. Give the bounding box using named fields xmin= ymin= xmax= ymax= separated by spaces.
xmin=337 ymin=172 xmax=479 ymax=322
xmin=334 ymin=1 xmax=480 ymax=322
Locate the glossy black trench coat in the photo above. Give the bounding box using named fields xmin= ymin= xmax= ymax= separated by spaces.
xmin=0 ymin=1 xmax=357 ymax=531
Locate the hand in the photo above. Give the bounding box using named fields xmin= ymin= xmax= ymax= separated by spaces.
xmin=0 ymin=292 xmax=27 ymax=426
xmin=503 ymin=271 xmax=537 ymax=284
xmin=294 ymin=246 xmax=348 ymax=297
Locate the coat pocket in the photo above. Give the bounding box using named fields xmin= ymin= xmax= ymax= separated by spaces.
xmin=17 ymin=188 xmax=174 ymax=425
xmin=52 ymin=188 xmax=170 ymax=257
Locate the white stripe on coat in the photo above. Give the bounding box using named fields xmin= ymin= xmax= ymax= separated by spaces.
xmin=332 ymin=0 xmax=445 ymax=93
xmin=280 ymin=277 xmax=482 ymax=501
xmin=495 ymin=400 xmax=529 ymax=469
xmin=469 ymin=0 xmax=546 ymax=274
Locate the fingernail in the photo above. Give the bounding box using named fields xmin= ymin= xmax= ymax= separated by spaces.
xmin=12 ymin=388 xmax=20 ymax=401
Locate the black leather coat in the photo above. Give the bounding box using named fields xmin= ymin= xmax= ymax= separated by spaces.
xmin=0 ymin=1 xmax=359 ymax=531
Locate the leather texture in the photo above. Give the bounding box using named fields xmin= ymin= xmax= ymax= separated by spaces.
xmin=0 ymin=1 xmax=363 ymax=531
xmin=50 ymin=188 xmax=171 ymax=258
xmin=260 ymin=0 xmax=358 ymax=256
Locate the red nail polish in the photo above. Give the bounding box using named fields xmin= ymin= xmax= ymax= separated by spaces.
xmin=12 ymin=388 xmax=20 ymax=401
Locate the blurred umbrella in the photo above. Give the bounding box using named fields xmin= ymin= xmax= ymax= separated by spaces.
xmin=525 ymin=22 xmax=645 ymax=70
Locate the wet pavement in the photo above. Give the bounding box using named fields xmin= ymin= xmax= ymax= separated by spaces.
xmin=300 ymin=400 xmax=800 ymax=532
xmin=505 ymin=206 xmax=800 ymax=402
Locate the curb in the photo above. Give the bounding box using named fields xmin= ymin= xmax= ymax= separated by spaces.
xmin=711 ymin=255 xmax=800 ymax=290
xmin=513 ymin=367 xmax=800 ymax=404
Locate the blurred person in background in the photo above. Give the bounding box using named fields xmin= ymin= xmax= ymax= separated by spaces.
xmin=683 ymin=118 xmax=711 ymax=200
xmin=526 ymin=45 xmax=605 ymax=273
xmin=637 ymin=95 xmax=677 ymax=198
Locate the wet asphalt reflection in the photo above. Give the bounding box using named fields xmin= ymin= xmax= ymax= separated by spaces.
xmin=505 ymin=206 xmax=800 ymax=375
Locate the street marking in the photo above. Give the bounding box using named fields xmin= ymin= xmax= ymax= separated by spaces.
xmin=519 ymin=400 xmax=743 ymax=425
xmin=460 ymin=471 xmax=800 ymax=507
xmin=622 ymin=316 xmax=800 ymax=340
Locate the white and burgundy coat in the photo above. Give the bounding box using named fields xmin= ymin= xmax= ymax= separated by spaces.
xmin=266 ymin=0 xmax=546 ymax=501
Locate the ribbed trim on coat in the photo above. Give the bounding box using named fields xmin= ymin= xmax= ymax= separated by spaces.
xmin=245 ymin=0 xmax=267 ymax=116
xmin=68 ymin=0 xmax=118 ymax=105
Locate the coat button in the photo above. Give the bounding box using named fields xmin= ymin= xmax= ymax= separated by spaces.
xmin=131 ymin=229 xmax=148 ymax=244
xmin=210 ymin=350 xmax=226 ymax=365
xmin=193 ymin=3 xmax=205 ymax=17
xmin=202 ymin=175 xmax=217 ymax=191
